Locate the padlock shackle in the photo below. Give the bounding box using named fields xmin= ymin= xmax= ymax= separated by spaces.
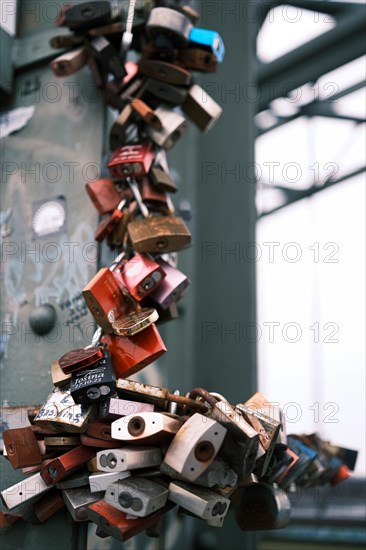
xmin=188 ymin=387 xmax=218 ymax=408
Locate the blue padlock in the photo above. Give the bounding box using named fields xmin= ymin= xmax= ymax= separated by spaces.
xmin=189 ymin=28 xmax=225 ymax=63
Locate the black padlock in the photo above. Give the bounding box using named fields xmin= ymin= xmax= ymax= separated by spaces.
xmin=70 ymin=350 xmax=116 ymax=405
xmin=57 ymin=2 xmax=112 ymax=31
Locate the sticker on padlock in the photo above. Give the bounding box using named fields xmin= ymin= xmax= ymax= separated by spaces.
xmin=108 ymin=144 xmax=154 ymax=180
xmin=3 ymin=427 xmax=43 ymax=469
xmin=105 ymin=477 xmax=169 ymax=517
xmin=40 ymin=445 xmax=97 ymax=485
xmin=89 ymin=36 xmax=127 ymax=80
xmin=235 ymin=483 xmax=291 ymax=530
xmin=189 ymin=28 xmax=225 ymax=63
xmin=168 ymin=481 xmax=230 ymax=527
xmin=127 ymin=180 xmax=191 ymax=253
xmin=50 ymin=47 xmax=87 ymax=77
xmin=33 ymin=386 xmax=94 ymax=433
xmin=87 ymin=499 xmax=173 ymax=542
xmin=177 ymin=48 xmax=218 ymax=73
xmin=62 ymin=487 xmax=104 ymax=522
xmin=1 ymin=472 xmax=51 ymax=510
xmin=99 ymin=397 xmax=154 ymax=421
xmin=83 ymin=267 xmax=129 ymax=333
xmin=139 ymin=60 xmax=192 ymax=86
xmin=182 ymin=84 xmax=223 ymax=133
xmin=102 ymin=323 xmax=166 ymax=378
xmin=115 ymin=253 xmax=166 ymax=301
xmin=148 ymin=258 xmax=190 ymax=309
xmin=145 ymin=105 xmax=187 ymax=150
xmin=111 ymin=412 xmax=182 ymax=445
xmin=85 ymin=178 xmax=122 ymax=215
xmin=145 ymin=78 xmax=189 ymax=105
xmin=161 ymin=456 xmax=237 ymax=489
xmin=89 ymin=470 xmax=131 ymax=493
xmin=96 ymin=447 xmax=162 ymax=473
xmin=146 ymin=7 xmax=193 ymax=47
xmin=70 ymin=350 xmax=116 ymax=405
xmin=51 ymin=360 xmax=72 ymax=386
xmin=162 ymin=413 xmax=226 ymax=482
xmin=56 ymin=2 xmax=112 ymax=31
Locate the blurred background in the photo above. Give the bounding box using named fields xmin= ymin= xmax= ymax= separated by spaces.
xmin=0 ymin=1 xmax=365 ymax=549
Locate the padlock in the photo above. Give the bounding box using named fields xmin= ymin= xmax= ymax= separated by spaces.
xmin=146 ymin=7 xmax=193 ymax=47
xmin=70 ymin=350 xmax=116 ymax=405
xmin=182 ymin=84 xmax=223 ymax=133
xmin=145 ymin=105 xmax=187 ymax=150
xmin=96 ymin=447 xmax=162 ymax=473
xmin=139 ymin=60 xmax=192 ymax=86
xmin=51 ymin=360 xmax=72 ymax=386
xmin=177 ymin=48 xmax=218 ymax=73
xmin=50 ymin=34 xmax=85 ymax=49
xmin=148 ymin=258 xmax=190 ymax=309
xmin=89 ymin=36 xmax=127 ymax=80
xmin=99 ymin=397 xmax=154 ymax=421
xmin=83 ymin=267 xmax=128 ymax=333
xmin=40 ymin=445 xmax=97 ymax=485
xmin=59 ymin=347 xmax=104 ymax=374
xmin=56 ymin=2 xmax=112 ymax=31
xmin=95 ymin=199 xmax=128 ymax=242
xmin=88 ymin=21 xmax=124 ymax=37
xmin=140 ymin=176 xmax=169 ymax=205
xmin=111 ymin=307 xmax=159 ymax=336
xmin=150 ymin=166 xmax=178 ymax=193
xmin=265 ymin=447 xmax=299 ymax=484
xmin=105 ymin=477 xmax=168 ymax=517
xmin=33 ymin=490 xmax=65 ymax=523
xmin=89 ymin=470 xmax=131 ymax=493
xmin=81 ymin=434 xmax=122 ymax=449
xmin=161 ymin=457 xmax=238 ymax=490
xmin=279 ymin=436 xmax=317 ymax=489
xmin=0 ymin=512 xmax=22 ymax=527
xmin=111 ymin=412 xmax=182 ymax=445
xmin=87 ymin=499 xmax=173 ymax=541
xmin=235 ymin=483 xmax=291 ymax=530
xmin=145 ymin=78 xmax=188 ymax=105
xmin=176 ymin=5 xmax=200 ymax=24
xmin=62 ymin=487 xmax=104 ymax=521
xmin=101 ymin=324 xmax=167 ymax=378
xmin=33 ymin=386 xmax=94 ymax=433
xmin=127 ymin=180 xmax=191 ymax=253
xmin=50 ymin=48 xmax=87 ymax=77
xmin=115 ymin=253 xmax=166 ymax=301
xmin=107 ymin=200 xmax=137 ymax=249
xmin=85 ymin=421 xmax=113 ymax=441
xmin=1 ymin=472 xmax=51 ymax=510
xmin=168 ymin=481 xmax=230 ymax=527
xmin=190 ymin=390 xmax=260 ymax=480
xmin=162 ymin=413 xmax=226 ymax=482
xmin=86 ymin=178 xmax=122 ymax=215
xmin=108 ymin=144 xmax=154 ymax=180
xmin=188 ymin=28 xmax=225 ymax=63
xmin=130 ymin=98 xmax=163 ymax=129
xmin=109 ymin=105 xmax=135 ymax=150
xmin=3 ymin=427 xmax=42 ymax=469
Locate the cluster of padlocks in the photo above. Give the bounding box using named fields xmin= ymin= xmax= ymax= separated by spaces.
xmin=0 ymin=0 xmax=357 ymax=540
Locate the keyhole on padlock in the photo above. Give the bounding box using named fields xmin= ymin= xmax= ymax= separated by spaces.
xmin=194 ymin=440 xmax=215 ymax=462
xmin=127 ymin=416 xmax=145 ymax=436
xmin=119 ymin=492 xmax=133 ymax=509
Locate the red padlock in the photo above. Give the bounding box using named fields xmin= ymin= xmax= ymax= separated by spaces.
xmin=85 ymin=178 xmax=121 ymax=215
xmin=114 ymin=253 xmax=166 ymax=301
xmin=40 ymin=446 xmax=97 ymax=486
xmin=101 ymin=324 xmax=166 ymax=378
xmin=108 ymin=143 xmax=154 ymax=180
xmin=3 ymin=427 xmax=43 ymax=469
xmin=83 ymin=268 xmax=130 ymax=333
